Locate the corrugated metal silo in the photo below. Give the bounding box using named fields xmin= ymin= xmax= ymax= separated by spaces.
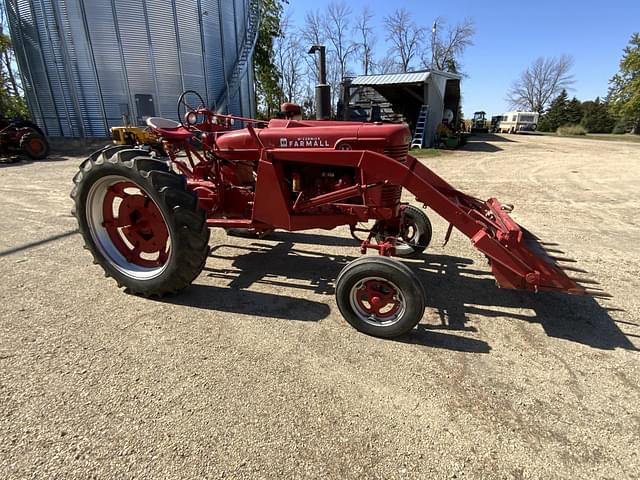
xmin=5 ymin=0 xmax=259 ymax=137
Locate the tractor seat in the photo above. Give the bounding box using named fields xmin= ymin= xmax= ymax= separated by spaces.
xmin=146 ymin=117 xmax=193 ymax=141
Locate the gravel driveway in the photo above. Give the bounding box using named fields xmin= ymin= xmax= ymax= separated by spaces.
xmin=1 ymin=133 xmax=638 ymax=479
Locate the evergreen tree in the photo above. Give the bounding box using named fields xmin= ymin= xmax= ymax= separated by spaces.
xmin=608 ymin=33 xmax=640 ymax=134
xmin=581 ymin=97 xmax=615 ymax=133
xmin=538 ymin=90 xmax=568 ymax=132
xmin=566 ymin=96 xmax=583 ymax=125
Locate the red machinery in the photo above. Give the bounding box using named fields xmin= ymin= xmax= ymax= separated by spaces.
xmin=0 ymin=118 xmax=49 ymax=160
xmin=71 ymin=92 xmax=601 ymax=338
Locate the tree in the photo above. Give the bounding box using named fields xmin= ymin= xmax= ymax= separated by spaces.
xmin=581 ymin=98 xmax=615 ymax=133
xmin=323 ymin=1 xmax=356 ymax=82
xmin=537 ymin=89 xmax=569 ymax=132
xmin=566 ymin=96 xmax=583 ymax=125
xmin=354 ymin=6 xmax=375 ymax=76
xmin=506 ymin=55 xmax=575 ymax=113
xmin=608 ymin=33 xmax=640 ymax=134
xmin=383 ymin=8 xmax=425 ymax=73
xmin=301 ymin=9 xmax=323 ymax=84
xmin=426 ymin=17 xmax=475 ymax=74
xmin=375 ymin=55 xmax=399 ymax=74
xmin=254 ymin=0 xmax=287 ymax=118
xmin=274 ymin=13 xmax=304 ymax=105
xmin=0 ymin=4 xmax=28 ymax=119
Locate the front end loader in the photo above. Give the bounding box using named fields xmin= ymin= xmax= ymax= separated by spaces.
xmin=71 ymin=92 xmax=601 ymax=339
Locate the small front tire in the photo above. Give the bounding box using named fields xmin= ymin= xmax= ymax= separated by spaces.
xmin=335 ymin=256 xmax=426 ymax=338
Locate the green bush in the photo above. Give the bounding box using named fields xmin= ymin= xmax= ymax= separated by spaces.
xmin=557 ymin=124 xmax=587 ymax=136
xmin=612 ymin=119 xmax=628 ymax=134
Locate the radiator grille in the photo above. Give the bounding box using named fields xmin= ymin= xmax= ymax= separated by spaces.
xmin=384 ymin=144 xmax=409 ymax=162
xmin=380 ymin=185 xmax=402 ymax=207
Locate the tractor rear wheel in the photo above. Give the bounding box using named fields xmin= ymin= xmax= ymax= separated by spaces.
xmin=71 ymin=147 xmax=210 ymax=297
xmin=20 ymin=132 xmax=49 ymax=159
xmin=335 ymin=256 xmax=425 ymax=338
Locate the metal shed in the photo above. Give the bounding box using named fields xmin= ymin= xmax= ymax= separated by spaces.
xmin=346 ymin=70 xmax=461 ymax=148
xmin=4 ymin=0 xmax=259 ymax=137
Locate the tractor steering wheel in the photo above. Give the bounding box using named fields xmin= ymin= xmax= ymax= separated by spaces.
xmin=177 ymin=90 xmax=207 ymax=129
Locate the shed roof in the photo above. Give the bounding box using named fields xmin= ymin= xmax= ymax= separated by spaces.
xmin=351 ymin=69 xmax=461 ymax=86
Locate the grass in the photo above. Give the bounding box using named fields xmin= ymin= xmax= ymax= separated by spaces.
xmin=537 ymin=132 xmax=640 ymax=143
xmin=557 ymin=124 xmax=587 ymax=136
xmin=409 ymin=148 xmax=443 ymax=158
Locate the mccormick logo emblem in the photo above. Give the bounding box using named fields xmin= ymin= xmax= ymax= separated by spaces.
xmin=279 ymin=137 xmax=331 ymax=148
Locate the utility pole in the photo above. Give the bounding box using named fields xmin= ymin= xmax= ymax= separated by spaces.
xmin=431 ymin=21 xmax=437 ymax=70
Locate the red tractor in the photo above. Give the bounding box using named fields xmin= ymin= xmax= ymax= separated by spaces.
xmin=0 ymin=118 xmax=49 ymax=160
xmin=71 ymin=92 xmax=599 ymax=338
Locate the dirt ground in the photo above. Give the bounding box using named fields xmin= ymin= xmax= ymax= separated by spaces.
xmin=1 ymin=133 xmax=639 ymax=479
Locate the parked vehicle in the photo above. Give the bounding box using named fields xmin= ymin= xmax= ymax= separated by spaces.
xmin=0 ymin=118 xmax=49 ymax=160
xmin=470 ymin=111 xmax=489 ymax=133
xmin=71 ymin=91 xmax=598 ymax=339
xmin=495 ymin=112 xmax=539 ymax=133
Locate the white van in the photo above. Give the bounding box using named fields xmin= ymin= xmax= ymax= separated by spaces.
xmin=496 ymin=112 xmax=539 ymax=133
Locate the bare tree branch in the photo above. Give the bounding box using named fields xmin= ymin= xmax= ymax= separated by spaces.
xmin=274 ymin=13 xmax=304 ymax=105
xmin=353 ymin=6 xmax=375 ymax=76
xmin=383 ymin=8 xmax=425 ymax=73
xmin=506 ymin=55 xmax=575 ymax=113
xmin=323 ymin=1 xmax=356 ymax=81
xmin=425 ymin=17 xmax=475 ymax=73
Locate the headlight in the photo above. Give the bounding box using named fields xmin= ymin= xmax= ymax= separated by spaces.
xmin=186 ymin=111 xmax=198 ymax=125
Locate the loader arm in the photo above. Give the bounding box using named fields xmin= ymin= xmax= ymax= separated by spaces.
xmin=367 ymin=153 xmax=597 ymax=295
xmin=267 ymin=148 xmax=600 ymax=296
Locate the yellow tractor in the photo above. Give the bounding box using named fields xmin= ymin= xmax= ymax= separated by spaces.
xmin=110 ymin=125 xmax=159 ymax=146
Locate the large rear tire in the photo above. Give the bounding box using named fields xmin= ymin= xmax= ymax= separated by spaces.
xmin=20 ymin=131 xmax=49 ymax=160
xmin=71 ymin=146 xmax=210 ymax=296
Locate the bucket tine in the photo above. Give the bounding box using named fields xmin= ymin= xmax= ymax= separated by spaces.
xmin=584 ymin=290 xmax=613 ymax=298
xmin=548 ymin=256 xmax=578 ymax=263
xmin=543 ymin=247 xmax=565 ymax=254
xmin=561 ymin=265 xmax=589 ymax=273
xmin=569 ymin=277 xmax=600 ymax=285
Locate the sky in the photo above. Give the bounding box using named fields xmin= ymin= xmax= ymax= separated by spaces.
xmin=287 ymin=0 xmax=640 ymax=116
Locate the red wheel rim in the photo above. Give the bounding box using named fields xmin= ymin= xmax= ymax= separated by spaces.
xmin=350 ymin=277 xmax=406 ymax=325
xmin=29 ymin=138 xmax=45 ymax=155
xmin=101 ymin=181 xmax=169 ymax=268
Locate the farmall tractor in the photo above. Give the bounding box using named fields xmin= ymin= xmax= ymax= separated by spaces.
xmin=71 ymin=91 xmax=599 ymax=338
xmin=0 ymin=118 xmax=49 ymax=160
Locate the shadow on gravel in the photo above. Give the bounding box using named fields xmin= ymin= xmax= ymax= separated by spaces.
xmin=470 ymin=133 xmax=516 ymax=142
xmin=409 ymin=253 xmax=636 ymax=351
xmin=168 ymin=232 xmax=635 ymax=352
xmin=165 ymin=284 xmax=330 ymax=322
xmin=0 ymin=155 xmax=69 ymax=167
xmin=0 ymin=229 xmax=79 ymax=257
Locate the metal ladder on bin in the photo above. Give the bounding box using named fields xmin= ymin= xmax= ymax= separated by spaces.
xmin=215 ymin=0 xmax=261 ymax=112
xmin=411 ymin=105 xmax=430 ymax=149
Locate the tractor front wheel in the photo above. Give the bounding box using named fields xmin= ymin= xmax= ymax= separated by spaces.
xmin=71 ymin=147 xmax=210 ymax=296
xmin=335 ymin=256 xmax=426 ymax=338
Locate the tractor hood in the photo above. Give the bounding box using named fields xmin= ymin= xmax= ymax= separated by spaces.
xmin=215 ymin=120 xmax=412 ymax=159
